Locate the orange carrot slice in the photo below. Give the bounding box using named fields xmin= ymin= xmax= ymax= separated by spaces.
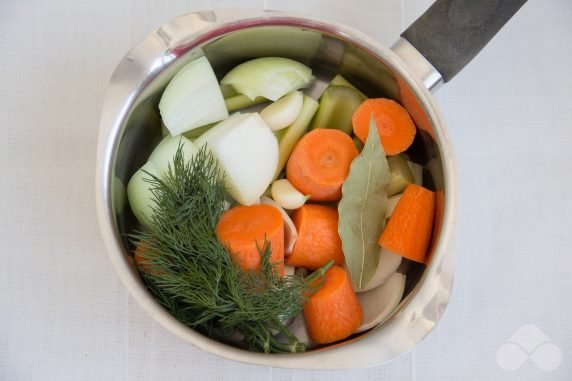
xmin=378 ymin=184 xmax=435 ymax=263
xmin=286 ymin=128 xmax=358 ymax=202
xmin=352 ymin=98 xmax=416 ymax=156
xmin=304 ymin=265 xmax=363 ymax=344
xmin=287 ymin=204 xmax=344 ymax=270
xmin=216 ymin=204 xmax=284 ymax=276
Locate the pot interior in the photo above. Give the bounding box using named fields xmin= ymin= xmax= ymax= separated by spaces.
xmin=108 ymin=21 xmax=445 ymax=351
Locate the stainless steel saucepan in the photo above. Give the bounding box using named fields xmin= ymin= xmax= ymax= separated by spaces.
xmin=96 ymin=0 xmax=527 ymax=368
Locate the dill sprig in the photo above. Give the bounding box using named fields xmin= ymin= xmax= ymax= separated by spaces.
xmin=130 ymin=145 xmax=331 ymax=353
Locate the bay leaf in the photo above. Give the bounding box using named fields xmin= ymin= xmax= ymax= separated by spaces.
xmin=338 ymin=118 xmax=390 ymax=291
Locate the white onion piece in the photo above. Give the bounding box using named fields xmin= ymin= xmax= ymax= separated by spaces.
xmin=260 ymin=196 xmax=298 ymax=256
xmin=385 ymin=193 xmax=403 ymax=219
xmin=356 ymin=273 xmax=406 ymax=332
xmin=221 ymin=57 xmax=314 ymax=101
xmin=128 ymin=136 xmax=200 ymax=227
xmin=127 ymin=161 xmax=160 ymax=227
xmin=148 ymin=135 xmax=199 ymax=175
xmin=359 ymin=247 xmax=403 ymax=292
xmin=159 ymin=56 xmax=228 ymax=136
xmin=260 ymin=91 xmax=303 ymax=131
xmin=195 ymin=113 xmax=278 ymax=205
xmin=407 ymin=160 xmax=423 ymax=186
xmin=271 ymin=179 xmax=309 ymax=210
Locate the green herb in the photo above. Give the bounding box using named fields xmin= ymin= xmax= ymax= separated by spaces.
xmin=131 ymin=145 xmax=331 ymax=353
xmin=338 ymin=118 xmax=390 ymax=291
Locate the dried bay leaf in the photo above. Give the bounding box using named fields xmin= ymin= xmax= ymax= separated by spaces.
xmin=338 ymin=119 xmax=390 ymax=291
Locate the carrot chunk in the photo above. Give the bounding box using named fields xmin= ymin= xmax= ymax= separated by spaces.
xmin=286 ymin=128 xmax=358 ymax=202
xmin=378 ymin=184 xmax=435 ymax=263
xmin=216 ymin=204 xmax=284 ymax=275
xmin=352 ymin=98 xmax=416 ymax=156
xmin=304 ymin=265 xmax=363 ymax=344
xmin=287 ymin=204 xmax=344 ymax=270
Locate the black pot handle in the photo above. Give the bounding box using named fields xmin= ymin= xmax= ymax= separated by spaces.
xmin=401 ymin=0 xmax=528 ymax=82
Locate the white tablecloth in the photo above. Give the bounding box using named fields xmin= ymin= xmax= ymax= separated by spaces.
xmin=2 ymin=0 xmax=571 ymax=379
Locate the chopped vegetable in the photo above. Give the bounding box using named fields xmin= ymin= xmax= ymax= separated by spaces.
xmin=287 ymin=204 xmax=344 ymax=270
xmin=225 ymin=94 xmax=267 ymax=112
xmin=304 ymin=265 xmax=363 ymax=344
xmin=359 ymin=248 xmax=402 ymax=292
xmin=310 ymin=85 xmax=366 ymax=134
xmin=260 ymin=91 xmax=304 ymax=131
xmin=195 ymin=112 xmax=278 ymax=205
xmin=159 ymin=56 xmax=228 ymax=136
xmin=356 ymin=273 xmax=405 ymax=332
xmin=260 ymin=196 xmax=298 ymax=256
xmin=148 ymin=135 xmax=200 ymax=175
xmin=127 ymin=53 xmax=437 ymax=353
xmin=221 ymin=57 xmax=314 ymax=101
xmin=329 ymin=74 xmax=367 ymax=98
xmin=387 ymin=154 xmax=414 ymax=196
xmin=216 ymin=204 xmax=285 ymax=276
xmin=352 ymin=98 xmax=416 ymax=155
xmin=270 ymin=179 xmax=309 ymax=210
xmin=128 ymin=136 xmax=201 ymax=226
xmin=379 ymin=184 xmax=436 ymax=263
xmin=286 ymin=129 xmax=358 ymax=202
xmin=127 ymin=162 xmax=159 ymax=226
xmin=130 ymin=146 xmax=332 ymax=353
xmin=273 ymin=95 xmax=319 ymax=180
xmin=220 ymin=84 xmax=238 ymax=98
xmin=338 ymin=120 xmax=390 ymax=291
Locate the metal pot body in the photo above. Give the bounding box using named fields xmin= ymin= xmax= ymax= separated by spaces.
xmin=96 ymin=9 xmax=457 ymax=368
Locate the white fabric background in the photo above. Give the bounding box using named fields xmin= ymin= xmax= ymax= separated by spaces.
xmin=1 ymin=0 xmax=571 ymax=379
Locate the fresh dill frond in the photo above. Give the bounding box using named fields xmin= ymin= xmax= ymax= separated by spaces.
xmin=130 ymin=144 xmax=330 ymax=353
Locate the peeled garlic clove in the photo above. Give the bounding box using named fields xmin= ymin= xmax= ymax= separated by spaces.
xmin=356 ymin=273 xmax=406 ymax=332
xmin=260 ymin=91 xmax=304 ymax=131
xmin=360 ymin=247 xmax=402 ymax=292
xmin=271 ymin=179 xmax=309 ymax=210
